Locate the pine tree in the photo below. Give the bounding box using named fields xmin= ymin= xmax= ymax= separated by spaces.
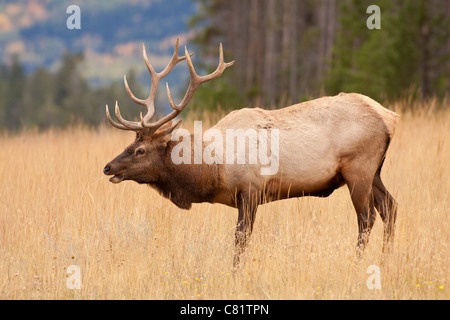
xmin=327 ymin=0 xmax=450 ymax=102
xmin=5 ymin=55 xmax=26 ymax=130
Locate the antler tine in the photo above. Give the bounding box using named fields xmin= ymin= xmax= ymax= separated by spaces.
xmin=114 ymin=101 xmax=143 ymax=130
xmin=139 ymin=38 xmax=192 ymax=126
xmin=106 ymin=39 xmax=233 ymax=135
xmin=140 ymin=108 xmax=181 ymax=135
xmin=138 ymin=45 xmax=197 ymax=133
xmin=111 ymin=44 xmax=157 ymax=132
xmin=165 ymin=42 xmax=235 ymax=113
xmin=120 ymin=42 xmax=160 ymax=121
xmin=123 ymin=75 xmax=148 ymax=106
xmin=107 ymin=38 xmax=191 ymax=133
xmin=194 ymin=43 xmax=235 ymax=83
xmin=142 ymin=42 xmax=157 ymax=78
xmin=106 ymin=104 xmax=133 ymax=131
xmin=157 ymin=38 xmax=192 ymax=78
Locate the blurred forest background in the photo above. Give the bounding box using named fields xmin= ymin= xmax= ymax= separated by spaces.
xmin=0 ymin=0 xmax=449 ymax=130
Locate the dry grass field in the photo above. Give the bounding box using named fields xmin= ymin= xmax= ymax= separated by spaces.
xmin=0 ymin=102 xmax=448 ymax=300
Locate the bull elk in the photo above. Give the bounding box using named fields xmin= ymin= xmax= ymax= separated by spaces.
xmin=103 ymin=39 xmax=399 ymax=266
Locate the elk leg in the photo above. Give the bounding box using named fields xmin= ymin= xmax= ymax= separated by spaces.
xmin=372 ymin=172 xmax=397 ymax=253
xmin=344 ymin=171 xmax=377 ymax=258
xmin=354 ymin=194 xmax=377 ymax=257
xmin=233 ymin=192 xmax=258 ymax=267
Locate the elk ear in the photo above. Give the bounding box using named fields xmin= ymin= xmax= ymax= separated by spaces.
xmin=157 ymin=119 xmax=183 ymax=144
xmin=135 ymin=131 xmax=143 ymax=142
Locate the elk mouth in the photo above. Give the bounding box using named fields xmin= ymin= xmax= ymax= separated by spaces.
xmin=109 ymin=172 xmax=124 ymax=184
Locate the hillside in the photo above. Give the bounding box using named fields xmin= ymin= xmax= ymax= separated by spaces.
xmin=0 ymin=0 xmax=197 ymax=85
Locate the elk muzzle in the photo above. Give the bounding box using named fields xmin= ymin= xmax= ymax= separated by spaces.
xmin=103 ymin=164 xmax=111 ymax=175
xmin=103 ymin=163 xmax=125 ymax=184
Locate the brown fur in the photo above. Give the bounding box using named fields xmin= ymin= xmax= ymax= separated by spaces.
xmin=104 ymin=93 xmax=399 ymax=267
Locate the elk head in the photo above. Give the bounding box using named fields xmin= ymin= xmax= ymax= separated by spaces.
xmin=103 ymin=39 xmax=234 ymax=184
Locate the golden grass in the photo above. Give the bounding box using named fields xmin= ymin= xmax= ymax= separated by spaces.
xmin=0 ymin=106 xmax=448 ymax=300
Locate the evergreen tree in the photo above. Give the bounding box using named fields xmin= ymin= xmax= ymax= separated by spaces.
xmin=25 ymin=67 xmax=58 ymax=128
xmin=0 ymin=64 xmax=8 ymax=129
xmin=55 ymin=52 xmax=87 ymax=126
xmin=327 ymin=0 xmax=450 ymax=102
xmin=4 ymin=55 xmax=26 ymax=129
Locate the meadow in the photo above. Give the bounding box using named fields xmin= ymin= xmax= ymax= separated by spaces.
xmin=0 ymin=102 xmax=448 ymax=300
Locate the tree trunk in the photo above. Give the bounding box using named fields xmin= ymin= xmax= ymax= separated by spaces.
xmin=263 ymin=0 xmax=277 ymax=107
xmin=281 ymin=0 xmax=291 ymax=106
xmin=289 ymin=0 xmax=299 ymax=103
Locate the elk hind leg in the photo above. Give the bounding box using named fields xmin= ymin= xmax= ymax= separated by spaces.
xmin=343 ymin=169 xmax=377 ymax=258
xmin=373 ymin=172 xmax=397 ymax=253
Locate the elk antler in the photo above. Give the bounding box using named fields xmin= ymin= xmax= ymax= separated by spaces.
xmin=106 ymin=39 xmax=234 ymax=135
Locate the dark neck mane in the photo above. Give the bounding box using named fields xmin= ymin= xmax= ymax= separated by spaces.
xmin=147 ymin=138 xmax=221 ymax=209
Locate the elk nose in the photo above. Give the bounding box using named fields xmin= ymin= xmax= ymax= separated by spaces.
xmin=103 ymin=164 xmax=111 ymax=175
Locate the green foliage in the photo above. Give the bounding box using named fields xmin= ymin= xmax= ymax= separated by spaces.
xmin=1 ymin=55 xmax=26 ymax=130
xmin=189 ymin=76 xmax=242 ymax=111
xmin=190 ymin=0 xmax=450 ymax=108
xmin=0 ymin=53 xmax=143 ymax=131
xmin=1 ymin=0 xmax=449 ymax=131
xmin=187 ymin=0 xmax=244 ymax=110
xmin=327 ymin=0 xmax=450 ymax=102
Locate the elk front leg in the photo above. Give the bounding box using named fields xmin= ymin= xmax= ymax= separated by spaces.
xmin=233 ymin=192 xmax=259 ymax=267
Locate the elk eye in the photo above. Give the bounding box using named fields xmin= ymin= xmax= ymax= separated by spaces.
xmin=135 ymin=148 xmax=145 ymax=156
